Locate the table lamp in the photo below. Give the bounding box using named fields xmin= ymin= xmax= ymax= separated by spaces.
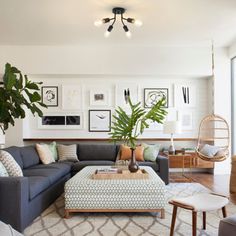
xmin=0 ymin=131 xmax=5 ymax=149
xmin=163 ymin=121 xmax=181 ymax=154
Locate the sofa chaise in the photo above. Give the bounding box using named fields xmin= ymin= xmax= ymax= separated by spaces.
xmin=0 ymin=143 xmax=169 ymax=232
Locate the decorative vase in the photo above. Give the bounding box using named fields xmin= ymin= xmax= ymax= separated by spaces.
xmin=128 ymin=148 xmax=139 ymax=173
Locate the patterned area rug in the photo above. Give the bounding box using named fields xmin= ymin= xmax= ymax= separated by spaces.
xmin=24 ymin=183 xmax=236 ymax=236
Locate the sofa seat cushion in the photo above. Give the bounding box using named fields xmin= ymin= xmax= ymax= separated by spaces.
xmin=78 ymin=144 xmax=117 ymax=161
xmin=23 ymin=165 xmax=70 ymax=185
xmin=29 ymin=162 xmax=72 ymax=172
xmin=72 ymin=160 xmax=115 ymax=172
xmin=28 ymin=176 xmax=51 ymax=200
xmin=138 ymin=161 xmax=159 ymax=172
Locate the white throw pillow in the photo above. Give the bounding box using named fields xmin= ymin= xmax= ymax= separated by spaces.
xmin=36 ymin=143 xmax=55 ymax=165
xmin=0 ymin=150 xmax=23 ymax=177
xmin=200 ymin=144 xmax=219 ymax=157
xmin=0 ymin=161 xmax=9 ymax=176
xmin=57 ymin=144 xmax=78 ymax=162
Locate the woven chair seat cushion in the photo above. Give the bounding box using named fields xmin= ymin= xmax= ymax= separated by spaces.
xmin=172 ymin=193 xmax=229 ymax=212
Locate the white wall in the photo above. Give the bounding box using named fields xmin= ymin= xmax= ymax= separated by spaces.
xmin=1 ymin=45 xmax=232 ymax=175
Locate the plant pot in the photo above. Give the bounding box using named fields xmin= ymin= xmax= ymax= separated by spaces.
xmin=128 ymin=148 xmax=139 ymax=173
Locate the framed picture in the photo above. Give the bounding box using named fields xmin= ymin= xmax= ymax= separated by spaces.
xmin=115 ymin=84 xmax=139 ymax=112
xmin=41 ymin=86 xmax=58 ymax=107
xmin=178 ymin=110 xmax=193 ymax=130
xmin=38 ymin=113 xmax=83 ymax=129
xmin=62 ymin=85 xmax=82 ymax=110
xmin=174 ymin=84 xmax=196 ymax=108
xmin=90 ymin=88 xmax=110 ymax=106
xmin=89 ymin=110 xmax=111 ymax=132
xmin=144 ymin=88 xmax=168 ymax=108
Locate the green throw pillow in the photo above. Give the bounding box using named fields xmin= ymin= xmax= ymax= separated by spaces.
xmin=0 ymin=161 xmax=9 ymax=176
xmin=142 ymin=143 xmax=161 ymax=162
xmin=48 ymin=142 xmax=58 ymax=161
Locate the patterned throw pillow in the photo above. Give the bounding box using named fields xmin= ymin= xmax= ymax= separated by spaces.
xmin=36 ymin=143 xmax=55 ymax=164
xmin=142 ymin=143 xmax=161 ymax=162
xmin=119 ymin=144 xmax=144 ymax=162
xmin=57 ymin=144 xmax=78 ymax=162
xmin=0 ymin=161 xmax=9 ymax=176
xmin=200 ymin=144 xmax=219 ymax=157
xmin=0 ymin=150 xmax=23 ymax=177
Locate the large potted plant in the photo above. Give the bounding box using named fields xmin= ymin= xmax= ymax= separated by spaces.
xmin=0 ymin=63 xmax=47 ymax=134
xmin=109 ymin=95 xmax=167 ymax=172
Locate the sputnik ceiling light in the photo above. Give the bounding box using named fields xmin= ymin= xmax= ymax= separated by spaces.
xmin=94 ymin=7 xmax=142 ymax=38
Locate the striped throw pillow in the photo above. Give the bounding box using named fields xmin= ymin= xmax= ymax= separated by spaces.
xmin=0 ymin=150 xmax=23 ymax=177
xmin=57 ymin=144 xmax=78 ymax=162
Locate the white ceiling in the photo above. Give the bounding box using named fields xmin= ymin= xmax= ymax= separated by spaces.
xmin=0 ymin=0 xmax=236 ymax=46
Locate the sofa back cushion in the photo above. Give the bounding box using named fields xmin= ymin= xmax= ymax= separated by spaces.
xmin=4 ymin=146 xmax=24 ymax=169
xmin=78 ymin=144 xmax=117 ymax=161
xmin=20 ymin=146 xmax=40 ymax=169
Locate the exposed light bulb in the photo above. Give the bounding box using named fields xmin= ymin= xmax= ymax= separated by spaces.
xmin=126 ymin=31 xmax=132 ymax=39
xmin=94 ymin=20 xmax=103 ymax=27
xmin=134 ymin=19 xmax=143 ymax=27
xmin=104 ymin=31 xmax=111 ymax=38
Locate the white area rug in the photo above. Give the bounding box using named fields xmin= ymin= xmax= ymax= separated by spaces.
xmin=24 ymin=183 xmax=236 ymax=236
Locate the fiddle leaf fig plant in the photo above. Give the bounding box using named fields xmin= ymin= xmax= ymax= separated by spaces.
xmin=109 ymin=96 xmax=168 ymax=149
xmin=0 ymin=63 xmax=47 ymax=133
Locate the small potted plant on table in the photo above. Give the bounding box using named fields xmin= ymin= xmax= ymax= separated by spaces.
xmin=109 ymin=94 xmax=167 ymax=172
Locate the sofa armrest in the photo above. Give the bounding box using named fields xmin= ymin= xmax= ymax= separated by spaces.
xmin=0 ymin=177 xmax=29 ymax=232
xmin=156 ymin=155 xmax=169 ymax=185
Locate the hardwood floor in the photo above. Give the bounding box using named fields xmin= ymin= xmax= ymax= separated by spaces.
xmin=170 ymin=172 xmax=232 ymax=199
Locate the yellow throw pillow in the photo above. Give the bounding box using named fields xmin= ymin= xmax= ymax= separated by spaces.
xmin=36 ymin=143 xmax=55 ymax=165
xmin=119 ymin=144 xmax=144 ymax=162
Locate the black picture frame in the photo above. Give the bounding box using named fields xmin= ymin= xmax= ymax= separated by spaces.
xmin=144 ymin=88 xmax=168 ymax=108
xmin=41 ymin=86 xmax=58 ymax=107
xmin=89 ymin=110 xmax=111 ymax=132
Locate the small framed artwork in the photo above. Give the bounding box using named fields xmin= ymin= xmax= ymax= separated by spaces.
xmin=174 ymin=84 xmax=196 ymax=108
xmin=178 ymin=110 xmax=193 ymax=130
xmin=41 ymin=86 xmax=58 ymax=107
xmin=89 ymin=110 xmax=111 ymax=132
xmin=62 ymin=85 xmax=82 ymax=110
xmin=38 ymin=113 xmax=83 ymax=129
xmin=144 ymin=88 xmax=168 ymax=108
xmin=90 ymin=89 xmax=110 ymax=106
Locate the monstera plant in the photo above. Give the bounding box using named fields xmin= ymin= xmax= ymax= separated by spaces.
xmin=109 ymin=96 xmax=167 ymax=172
xmin=0 ymin=63 xmax=47 ymax=134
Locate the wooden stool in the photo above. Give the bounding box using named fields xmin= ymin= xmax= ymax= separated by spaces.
xmin=169 ymin=193 xmax=229 ymax=236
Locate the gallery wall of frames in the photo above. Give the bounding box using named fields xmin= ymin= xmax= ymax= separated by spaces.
xmin=22 ymin=76 xmax=211 ymax=139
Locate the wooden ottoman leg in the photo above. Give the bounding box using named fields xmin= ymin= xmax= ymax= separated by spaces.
xmin=64 ymin=210 xmax=70 ymax=219
xmin=202 ymin=212 xmax=206 ymax=230
xmin=192 ymin=211 xmax=197 ymax=236
xmin=170 ymin=205 xmax=178 ymax=236
xmin=161 ymin=209 xmax=165 ymax=219
xmin=222 ymin=206 xmax=227 ymax=218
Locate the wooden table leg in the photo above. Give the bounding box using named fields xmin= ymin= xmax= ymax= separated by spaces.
xmin=170 ymin=205 xmax=178 ymax=236
xmin=192 ymin=211 xmax=197 ymax=236
xmin=222 ymin=206 xmax=227 ymax=218
xmin=202 ymin=212 xmax=206 ymax=230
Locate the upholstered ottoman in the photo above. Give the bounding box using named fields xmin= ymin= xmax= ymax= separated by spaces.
xmin=64 ymin=166 xmax=166 ymax=218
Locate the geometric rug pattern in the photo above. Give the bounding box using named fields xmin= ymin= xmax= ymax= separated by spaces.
xmin=24 ymin=183 xmax=236 ymax=236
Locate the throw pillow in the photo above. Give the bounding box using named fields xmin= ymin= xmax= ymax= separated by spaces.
xmin=36 ymin=143 xmax=55 ymax=165
xmin=0 ymin=150 xmax=23 ymax=177
xmin=200 ymin=144 xmax=219 ymax=157
xmin=142 ymin=143 xmax=161 ymax=162
xmin=0 ymin=161 xmax=9 ymax=177
xmin=57 ymin=144 xmax=78 ymax=162
xmin=48 ymin=141 xmax=58 ymax=161
xmin=119 ymin=144 xmax=144 ymax=161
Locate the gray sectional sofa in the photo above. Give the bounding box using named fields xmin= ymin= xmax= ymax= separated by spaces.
xmin=0 ymin=143 xmax=169 ymax=232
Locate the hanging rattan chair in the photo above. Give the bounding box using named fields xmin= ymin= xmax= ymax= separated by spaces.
xmin=196 ymin=114 xmax=230 ymax=162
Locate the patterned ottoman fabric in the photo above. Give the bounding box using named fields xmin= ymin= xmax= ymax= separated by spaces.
xmin=65 ymin=166 xmax=166 ymax=210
